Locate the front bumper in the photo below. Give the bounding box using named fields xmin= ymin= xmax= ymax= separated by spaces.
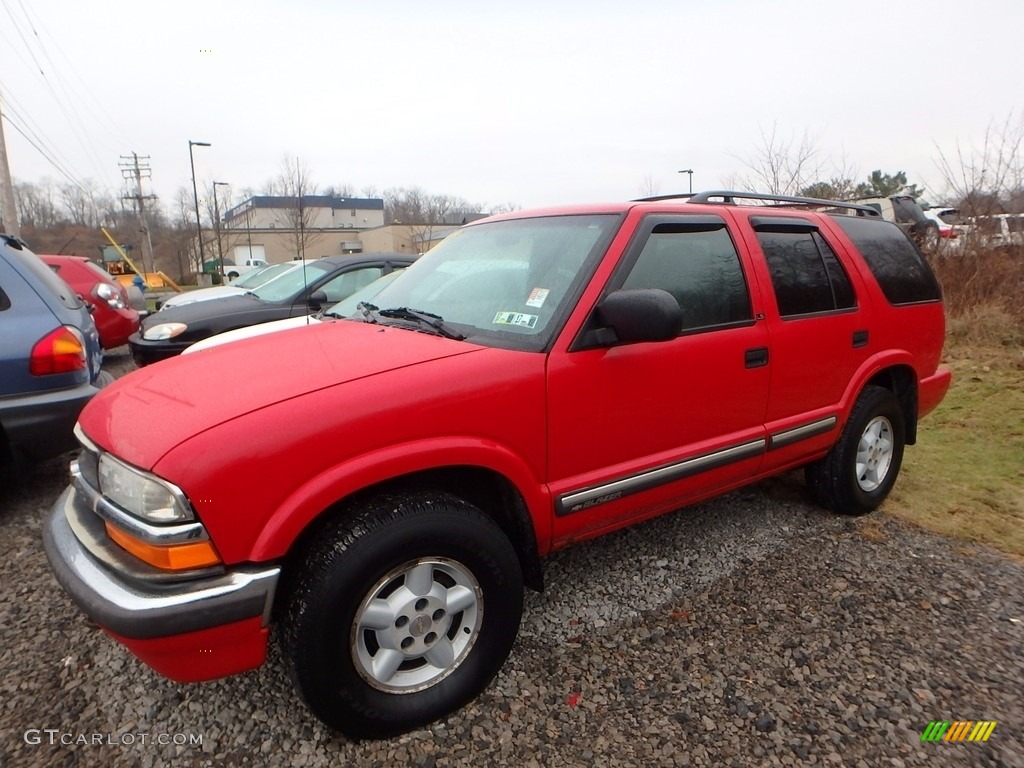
xmin=127 ymin=332 xmax=190 ymax=366
xmin=43 ymin=480 xmax=280 ymax=679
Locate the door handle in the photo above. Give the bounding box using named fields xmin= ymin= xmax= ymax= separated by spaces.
xmin=852 ymin=330 xmax=869 ymax=348
xmin=745 ymin=347 xmax=769 ymax=368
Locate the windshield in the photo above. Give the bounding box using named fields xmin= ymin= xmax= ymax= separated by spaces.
xmin=349 ymin=214 xmax=618 ymax=350
xmin=234 ymin=262 xmax=294 ymax=288
xmin=251 ymin=260 xmax=334 ymax=302
xmin=325 ymin=269 xmax=404 ymax=317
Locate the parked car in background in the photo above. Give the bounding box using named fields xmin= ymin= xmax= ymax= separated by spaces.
xmin=182 ymin=268 xmax=406 ymax=355
xmin=40 ymin=255 xmax=141 ymax=349
xmin=156 ymin=260 xmax=314 ymax=312
xmin=0 ymin=238 xmax=111 ymax=471
xmin=969 ymin=213 xmax=1024 ymax=248
xmin=922 ymin=206 xmax=966 ymax=246
xmin=47 ymin=192 xmax=950 ymax=738
xmin=855 ymin=195 xmax=939 ymax=250
xmin=223 ymin=257 xmax=269 ymax=281
xmin=129 ymin=254 xmax=415 ymax=365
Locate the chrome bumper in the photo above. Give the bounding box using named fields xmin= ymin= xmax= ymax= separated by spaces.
xmin=43 ymin=483 xmax=280 ymax=640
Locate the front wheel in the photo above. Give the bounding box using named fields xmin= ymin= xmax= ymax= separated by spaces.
xmin=283 ymin=493 xmax=524 ymax=738
xmin=806 ymin=386 xmax=906 ymax=516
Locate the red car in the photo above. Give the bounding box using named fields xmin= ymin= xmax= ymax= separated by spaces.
xmin=45 ymin=192 xmax=951 ymax=738
xmin=41 ymin=255 xmax=141 ymax=349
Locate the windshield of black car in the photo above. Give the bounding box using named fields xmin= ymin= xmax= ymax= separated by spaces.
xmin=234 ymin=262 xmax=294 ymax=288
xmin=251 ymin=260 xmax=334 ymax=301
xmin=339 ymin=214 xmax=618 ymax=350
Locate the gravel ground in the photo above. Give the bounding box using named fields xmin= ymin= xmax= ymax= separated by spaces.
xmin=1 ymin=347 xmax=1022 ymax=767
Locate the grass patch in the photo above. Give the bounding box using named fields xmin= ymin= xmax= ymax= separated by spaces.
xmin=885 ymin=344 xmax=1024 ymax=560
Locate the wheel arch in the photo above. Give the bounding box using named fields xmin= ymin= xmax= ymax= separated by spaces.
xmin=864 ymin=364 xmax=918 ymax=445
xmin=278 ymin=466 xmax=544 ymax=598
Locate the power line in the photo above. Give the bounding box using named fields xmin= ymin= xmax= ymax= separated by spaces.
xmin=1 ymin=108 xmax=90 ymax=193
xmin=13 ymin=0 xmax=132 ymax=150
xmin=0 ymin=0 xmax=109 ymax=180
xmin=0 ymin=84 xmax=86 ymax=183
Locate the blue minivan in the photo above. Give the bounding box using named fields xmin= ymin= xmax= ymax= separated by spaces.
xmin=0 ymin=235 xmax=111 ymax=470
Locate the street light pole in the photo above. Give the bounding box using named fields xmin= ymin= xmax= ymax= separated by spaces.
xmin=678 ymin=168 xmax=694 ymax=195
xmin=213 ymin=181 xmax=229 ymax=279
xmin=188 ymin=140 xmax=210 ymax=275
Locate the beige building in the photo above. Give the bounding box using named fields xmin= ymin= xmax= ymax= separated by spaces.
xmin=212 ymin=195 xmax=474 ymax=267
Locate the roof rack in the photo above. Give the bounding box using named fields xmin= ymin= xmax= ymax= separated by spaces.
xmin=632 ymin=193 xmax=696 ymax=202
xmin=691 ymin=191 xmax=880 ymax=216
xmin=632 ymin=191 xmax=880 ymax=217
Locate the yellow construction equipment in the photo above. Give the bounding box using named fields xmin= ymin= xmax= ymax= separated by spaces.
xmin=99 ymin=227 xmax=181 ymax=292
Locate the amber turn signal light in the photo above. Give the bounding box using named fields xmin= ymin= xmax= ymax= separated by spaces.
xmin=105 ymin=522 xmax=222 ymax=570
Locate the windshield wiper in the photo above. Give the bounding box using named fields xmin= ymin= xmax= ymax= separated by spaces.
xmin=376 ymin=306 xmax=465 ymax=340
xmin=355 ymin=301 xmax=379 ymax=323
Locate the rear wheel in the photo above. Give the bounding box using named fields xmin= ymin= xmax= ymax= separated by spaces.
xmin=806 ymin=386 xmax=906 ymax=516
xmin=283 ymin=493 xmax=523 ymax=738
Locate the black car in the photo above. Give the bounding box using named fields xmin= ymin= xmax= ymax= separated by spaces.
xmin=129 ymin=254 xmax=415 ymax=366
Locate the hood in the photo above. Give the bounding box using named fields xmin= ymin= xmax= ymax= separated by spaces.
xmin=143 ymin=293 xmax=270 ymax=328
xmin=159 ymin=285 xmax=246 ymax=309
xmin=183 ymin=315 xmax=321 ymax=354
xmin=79 ymin=319 xmax=481 ymax=469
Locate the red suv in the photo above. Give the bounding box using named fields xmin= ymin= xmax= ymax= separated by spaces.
xmin=41 ymin=255 xmax=140 ymax=349
xmin=44 ymin=192 xmax=950 ymax=738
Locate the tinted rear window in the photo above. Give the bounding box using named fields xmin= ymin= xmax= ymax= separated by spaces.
xmin=756 ymin=230 xmax=855 ymax=317
xmin=832 ymin=217 xmax=941 ymax=304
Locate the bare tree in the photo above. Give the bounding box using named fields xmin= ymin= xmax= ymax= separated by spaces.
xmin=934 ymin=112 xmax=1024 ymax=215
xmin=323 ymin=183 xmax=355 ymax=198
xmin=383 ymin=186 xmax=485 ymax=250
xmin=638 ymin=174 xmax=660 ymax=198
xmin=59 ymin=179 xmax=101 ymax=226
xmin=14 ymin=179 xmax=61 ymax=227
xmin=732 ymin=123 xmax=824 ymax=196
xmin=275 ymin=156 xmax=325 ymax=258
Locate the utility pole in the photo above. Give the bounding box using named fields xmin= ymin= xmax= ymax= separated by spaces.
xmin=0 ymin=94 xmax=21 ymax=237
xmin=120 ymin=152 xmax=157 ymax=275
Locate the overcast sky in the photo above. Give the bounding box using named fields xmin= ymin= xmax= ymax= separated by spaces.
xmin=1 ymin=0 xmax=1021 ymax=215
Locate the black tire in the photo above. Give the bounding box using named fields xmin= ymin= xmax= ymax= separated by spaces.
xmin=283 ymin=492 xmax=523 ymax=738
xmin=227 ymin=271 xmax=239 ymax=280
xmin=805 ymin=386 xmax=906 ymax=516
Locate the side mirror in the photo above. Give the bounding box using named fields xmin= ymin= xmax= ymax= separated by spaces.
xmin=594 ymin=288 xmax=682 ymax=345
xmin=307 ymin=289 xmax=328 ymax=310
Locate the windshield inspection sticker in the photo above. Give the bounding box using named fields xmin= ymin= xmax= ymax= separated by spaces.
xmin=493 ymin=311 xmax=538 ymax=329
xmin=526 ymin=287 xmax=550 ymax=308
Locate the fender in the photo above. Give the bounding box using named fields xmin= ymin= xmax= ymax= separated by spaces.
xmin=837 ymin=348 xmax=919 ymax=426
xmin=247 ymin=436 xmax=552 ymax=562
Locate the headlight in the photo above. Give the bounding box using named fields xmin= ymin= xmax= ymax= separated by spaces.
xmin=98 ymin=454 xmax=194 ymax=523
xmin=142 ymin=322 xmax=188 ymax=341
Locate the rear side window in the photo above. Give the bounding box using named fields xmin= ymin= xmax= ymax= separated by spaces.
xmin=891 ymin=197 xmax=926 ymax=224
xmin=0 ymin=285 xmax=9 ymax=311
xmin=621 ymin=221 xmax=751 ymax=332
xmin=833 ymin=216 xmax=941 ymax=305
xmin=756 ymin=229 xmax=855 ymax=317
